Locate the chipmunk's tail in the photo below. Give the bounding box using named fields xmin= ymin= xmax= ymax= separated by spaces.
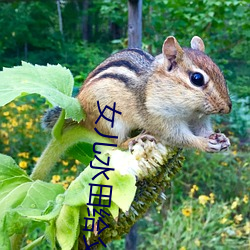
xmin=41 ymin=106 xmax=62 ymax=130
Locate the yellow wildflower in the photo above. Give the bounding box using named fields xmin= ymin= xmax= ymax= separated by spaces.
xmin=209 ymin=193 xmax=215 ymax=204
xmin=9 ymin=103 xmax=16 ymax=108
xmin=179 ymin=247 xmax=186 ymax=250
xmin=3 ymin=111 xmax=9 ymax=116
xmin=51 ymin=175 xmax=61 ymax=183
xmin=3 ymin=138 xmax=9 ymax=145
xmin=0 ymin=130 xmax=8 ymax=138
xmin=231 ymin=197 xmax=240 ymax=209
xmin=221 ymin=232 xmax=227 ymax=238
xmin=71 ymin=165 xmax=77 ymax=172
xmin=243 ymin=195 xmax=248 ymax=204
xmin=26 ymin=121 xmax=33 ymax=129
xmin=231 ymin=201 xmax=238 ymax=209
xmin=221 ymin=232 xmax=228 ymax=243
xmin=194 ymin=238 xmax=201 ymax=247
xmin=4 ymin=147 xmax=10 ymax=152
xmin=189 ymin=184 xmax=199 ymax=197
xmin=244 ymin=221 xmax=250 ymax=234
xmin=63 ymin=182 xmax=69 ymax=189
xmin=221 ymin=162 xmax=228 ymax=167
xmin=17 ymin=105 xmax=30 ymax=112
xmin=62 ymin=160 xmax=69 ymax=166
xmin=66 ymin=176 xmax=75 ymax=182
xmin=75 ymin=159 xmax=81 ymax=165
xmin=182 ymin=207 xmax=192 ymax=217
xmin=232 ymin=150 xmax=237 ymax=156
xmin=11 ymin=119 xmax=18 ymax=127
xmin=236 ymin=229 xmax=242 ymax=237
xmin=220 ymin=217 xmax=228 ymax=224
xmin=19 ymin=161 xmax=28 ymax=169
xmin=17 ymin=106 xmax=23 ymax=112
xmin=198 ymin=195 xmax=210 ymax=206
xmin=234 ymin=214 xmax=243 ymax=224
xmin=32 ymin=157 xmax=39 ymax=162
xmin=18 ymin=152 xmax=30 ymax=159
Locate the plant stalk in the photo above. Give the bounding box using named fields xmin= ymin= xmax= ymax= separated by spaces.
xmin=30 ymin=125 xmax=110 ymax=181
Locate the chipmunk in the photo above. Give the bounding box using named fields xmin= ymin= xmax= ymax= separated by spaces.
xmin=43 ymin=36 xmax=232 ymax=153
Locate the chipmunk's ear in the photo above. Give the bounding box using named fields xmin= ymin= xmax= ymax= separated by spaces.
xmin=162 ymin=36 xmax=184 ymax=63
xmin=191 ymin=36 xmax=205 ymax=52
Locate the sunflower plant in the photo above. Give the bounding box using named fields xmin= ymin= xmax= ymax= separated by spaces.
xmin=0 ymin=62 xmax=182 ymax=249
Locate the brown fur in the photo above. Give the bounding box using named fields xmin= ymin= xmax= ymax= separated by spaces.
xmin=77 ymin=36 xmax=232 ymax=152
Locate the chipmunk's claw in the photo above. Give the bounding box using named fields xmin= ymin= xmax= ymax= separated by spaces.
xmin=129 ymin=134 xmax=156 ymax=152
xmin=207 ymin=133 xmax=230 ymax=152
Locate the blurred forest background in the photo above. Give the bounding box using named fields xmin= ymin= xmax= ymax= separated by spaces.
xmin=0 ymin=0 xmax=249 ymax=249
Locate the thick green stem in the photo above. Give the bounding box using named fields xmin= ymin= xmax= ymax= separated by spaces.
xmin=30 ymin=125 xmax=110 ymax=181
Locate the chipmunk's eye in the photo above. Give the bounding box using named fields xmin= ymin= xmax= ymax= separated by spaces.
xmin=190 ymin=72 xmax=204 ymax=87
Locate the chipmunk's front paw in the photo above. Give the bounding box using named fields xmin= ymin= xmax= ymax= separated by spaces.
xmin=206 ymin=133 xmax=230 ymax=152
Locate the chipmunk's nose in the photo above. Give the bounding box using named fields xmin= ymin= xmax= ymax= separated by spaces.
xmin=219 ymin=101 xmax=232 ymax=114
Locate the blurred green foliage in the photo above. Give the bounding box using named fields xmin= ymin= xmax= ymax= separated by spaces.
xmin=0 ymin=0 xmax=249 ymax=97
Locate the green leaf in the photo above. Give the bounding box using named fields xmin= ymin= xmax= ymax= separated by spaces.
xmin=0 ymin=182 xmax=32 ymax=216
xmin=0 ymin=154 xmax=65 ymax=242
xmin=56 ymin=205 xmax=80 ymax=250
xmin=20 ymin=181 xmax=64 ymax=212
xmin=0 ymin=231 xmax=10 ymax=250
xmin=0 ymin=183 xmax=33 ymax=246
xmin=26 ymin=201 xmax=63 ymax=222
xmin=64 ymin=150 xmax=137 ymax=212
xmin=0 ymin=154 xmax=30 ymax=181
xmin=66 ymin=142 xmax=95 ymax=165
xmin=102 ymin=171 xmax=136 ymax=212
xmin=0 ymin=62 xmax=85 ymax=122
xmin=3 ymin=210 xmax=31 ymax=237
xmin=0 ymin=182 xmax=64 ymax=246
xmin=64 ymin=166 xmax=100 ymax=207
xmin=0 ymin=176 xmax=31 ymax=201
xmin=108 ymin=201 xmax=119 ymax=219
xmin=45 ymin=220 xmax=56 ymax=249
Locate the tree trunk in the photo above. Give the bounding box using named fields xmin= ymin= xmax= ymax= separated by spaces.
xmin=126 ymin=2 xmax=143 ymax=247
xmin=56 ymin=0 xmax=63 ymax=36
xmin=82 ymin=0 xmax=89 ymax=41
xmin=128 ymin=0 xmax=142 ymax=48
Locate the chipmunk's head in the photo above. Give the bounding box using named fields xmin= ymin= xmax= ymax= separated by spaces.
xmin=156 ymin=36 xmax=232 ymax=115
